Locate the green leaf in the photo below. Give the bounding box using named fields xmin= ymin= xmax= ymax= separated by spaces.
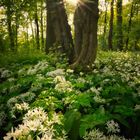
xmin=114 ymin=105 xmax=135 ymax=117
xmin=79 ymin=107 xmax=109 ymax=137
xmin=64 ymin=110 xmax=81 ymax=133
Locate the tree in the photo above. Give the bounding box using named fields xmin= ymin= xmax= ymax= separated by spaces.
xmin=108 ymin=0 xmax=114 ymax=50
xmin=71 ymin=0 xmax=99 ymax=69
xmin=46 ymin=0 xmax=74 ymax=61
xmin=34 ymin=0 xmax=40 ymax=49
xmin=116 ymin=0 xmax=123 ymax=50
xmin=125 ymin=0 xmax=134 ymax=49
xmin=1 ymin=0 xmax=15 ymax=51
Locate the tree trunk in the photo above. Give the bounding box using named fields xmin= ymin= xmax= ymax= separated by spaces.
xmin=35 ymin=3 xmax=40 ymax=49
xmin=40 ymin=0 xmax=44 ymax=50
xmin=6 ymin=5 xmax=15 ymax=51
xmin=125 ymin=1 xmax=134 ymax=50
xmin=116 ymin=0 xmax=123 ymax=50
xmin=45 ymin=0 xmax=56 ymax=52
xmin=108 ymin=0 xmax=114 ymax=50
xmin=30 ymin=20 xmax=35 ymax=47
xmin=15 ymin=11 xmax=19 ymax=51
xmin=103 ymin=0 xmax=108 ymax=46
xmin=46 ymin=0 xmax=74 ymax=62
xmin=71 ymin=0 xmax=99 ymax=70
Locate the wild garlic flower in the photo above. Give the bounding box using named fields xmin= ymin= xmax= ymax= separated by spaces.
xmin=134 ymin=104 xmax=140 ymax=111
xmin=66 ymin=69 xmax=74 ymax=73
xmin=80 ymin=72 xmax=84 ymax=76
xmin=4 ymin=107 xmax=64 ymax=140
xmin=55 ymin=81 xmax=72 ymax=92
xmin=54 ymin=76 xmax=66 ymax=83
xmin=54 ymin=75 xmax=72 ymax=92
xmin=93 ymin=96 xmax=106 ymax=103
xmin=106 ymin=120 xmax=120 ymax=134
xmin=83 ymin=129 xmax=105 ymax=140
xmin=83 ymin=129 xmax=127 ymax=140
xmin=47 ymin=69 xmax=65 ymax=77
xmin=1 ymin=70 xmax=12 ymax=78
xmin=15 ymin=102 xmax=29 ymax=111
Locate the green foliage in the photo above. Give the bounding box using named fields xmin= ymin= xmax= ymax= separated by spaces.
xmin=79 ymin=107 xmax=110 ymax=137
xmin=0 ymin=51 xmax=140 ymax=139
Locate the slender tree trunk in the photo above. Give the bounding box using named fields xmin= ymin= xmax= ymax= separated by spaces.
xmin=30 ymin=20 xmax=35 ymax=47
xmin=116 ymin=0 xmax=123 ymax=50
xmin=125 ymin=2 xmax=134 ymax=49
xmin=103 ymin=0 xmax=107 ymax=37
xmin=40 ymin=0 xmax=44 ymax=50
xmin=35 ymin=3 xmax=40 ymax=49
xmin=108 ymin=0 xmax=114 ymax=50
xmin=46 ymin=0 xmax=74 ymax=62
xmin=15 ymin=11 xmax=19 ymax=51
xmin=7 ymin=6 xmax=15 ymax=51
xmin=71 ymin=0 xmax=99 ymax=70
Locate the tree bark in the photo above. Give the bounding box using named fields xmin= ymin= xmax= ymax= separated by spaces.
xmin=108 ymin=0 xmax=114 ymax=50
xmin=116 ymin=0 xmax=123 ymax=50
xmin=40 ymin=0 xmax=44 ymax=50
xmin=6 ymin=5 xmax=15 ymax=51
xmin=46 ymin=0 xmax=74 ymax=62
xmin=103 ymin=0 xmax=107 ymax=37
xmin=71 ymin=0 xmax=99 ymax=70
xmin=34 ymin=2 xmax=40 ymax=49
xmin=125 ymin=1 xmax=134 ymax=49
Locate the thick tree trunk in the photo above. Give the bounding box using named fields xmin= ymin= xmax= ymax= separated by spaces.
xmin=116 ymin=0 xmax=123 ymax=50
xmin=46 ymin=0 xmax=74 ymax=62
xmin=72 ymin=0 xmax=99 ymax=70
xmin=46 ymin=0 xmax=56 ymax=52
xmin=108 ymin=0 xmax=114 ymax=50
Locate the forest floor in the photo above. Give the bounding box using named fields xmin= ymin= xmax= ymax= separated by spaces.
xmin=0 ymin=50 xmax=140 ymax=140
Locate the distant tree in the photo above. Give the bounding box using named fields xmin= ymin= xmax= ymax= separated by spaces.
xmin=116 ymin=0 xmax=123 ymax=50
xmin=103 ymin=0 xmax=108 ymax=48
xmin=34 ymin=0 xmax=40 ymax=49
xmin=1 ymin=0 xmax=15 ymax=51
xmin=125 ymin=0 xmax=135 ymax=50
xmin=71 ymin=0 xmax=99 ymax=69
xmin=108 ymin=0 xmax=114 ymax=50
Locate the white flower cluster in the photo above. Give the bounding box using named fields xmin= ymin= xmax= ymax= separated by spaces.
xmin=93 ymin=96 xmax=106 ymax=103
xmin=14 ymin=102 xmax=29 ymax=111
xmin=47 ymin=69 xmax=65 ymax=77
xmin=106 ymin=120 xmax=120 ymax=134
xmin=89 ymin=87 xmax=105 ymax=103
xmin=83 ymin=129 xmax=105 ymax=140
xmin=7 ymin=92 xmax=35 ymax=108
xmin=93 ymin=52 xmax=140 ymax=88
xmin=18 ymin=60 xmax=48 ymax=76
xmin=83 ymin=129 xmax=128 ymax=140
xmin=134 ymin=104 xmax=140 ymax=111
xmin=27 ymin=61 xmax=48 ymax=75
xmin=4 ymin=107 xmax=66 ymax=140
xmin=54 ymin=76 xmax=72 ymax=92
xmin=66 ymin=69 xmax=74 ymax=73
xmin=0 ymin=68 xmax=12 ymax=79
